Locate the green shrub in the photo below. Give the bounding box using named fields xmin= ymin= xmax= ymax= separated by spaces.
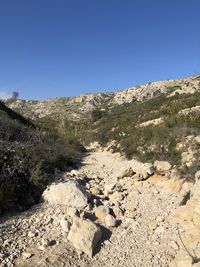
xmin=0 ymin=103 xmax=84 ymax=212
xmin=77 ymin=92 xmax=200 ymax=168
xmin=90 ymin=108 xmax=107 ymax=122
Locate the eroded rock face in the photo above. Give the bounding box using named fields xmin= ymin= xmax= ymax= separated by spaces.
xmin=42 ymin=180 xmax=89 ymax=208
xmin=67 ymin=218 xmax=102 ymax=257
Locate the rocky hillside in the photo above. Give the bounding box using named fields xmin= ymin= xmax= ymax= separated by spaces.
xmin=7 ymin=75 xmax=200 ymax=120
xmin=1 ymin=75 xmax=200 ymax=267
xmin=0 ymin=101 xmax=84 ymax=213
xmin=6 ymin=74 xmax=200 ymax=178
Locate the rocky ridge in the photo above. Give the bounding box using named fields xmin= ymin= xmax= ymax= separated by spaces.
xmin=7 ymin=75 xmax=200 ymax=120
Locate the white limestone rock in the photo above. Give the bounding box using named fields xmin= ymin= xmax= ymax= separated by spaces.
xmin=42 ymin=180 xmax=89 ymax=209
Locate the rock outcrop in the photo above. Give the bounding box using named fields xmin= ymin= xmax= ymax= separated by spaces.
xmin=178 ymin=105 xmax=200 ymax=116
xmin=7 ymin=75 xmax=200 ymax=121
xmin=136 ymin=117 xmax=164 ymax=128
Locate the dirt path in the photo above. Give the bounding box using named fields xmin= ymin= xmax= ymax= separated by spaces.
xmin=0 ymin=150 xmax=182 ymax=267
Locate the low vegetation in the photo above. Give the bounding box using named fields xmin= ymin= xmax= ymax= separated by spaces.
xmin=1 ymin=85 xmax=200 ymax=212
xmin=0 ymin=100 xmax=84 ymax=212
xmin=39 ymin=92 xmax=200 ymax=170
xmin=86 ymin=92 xmax=200 ymax=166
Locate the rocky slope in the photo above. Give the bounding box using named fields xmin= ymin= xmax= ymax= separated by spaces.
xmin=1 ymin=74 xmax=200 ymax=267
xmin=7 ymin=75 xmax=200 ymax=120
xmin=1 ymin=145 xmax=199 ymax=267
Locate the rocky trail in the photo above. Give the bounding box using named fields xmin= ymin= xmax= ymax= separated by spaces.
xmin=0 ymin=148 xmax=197 ymax=267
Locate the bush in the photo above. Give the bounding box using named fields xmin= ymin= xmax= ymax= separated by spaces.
xmin=0 ymin=103 xmax=84 ymax=212
xmin=78 ymin=92 xmax=200 ymax=168
xmin=90 ymin=108 xmax=107 ymax=122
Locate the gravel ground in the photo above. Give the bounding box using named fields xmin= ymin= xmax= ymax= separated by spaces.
xmin=0 ymin=150 xmax=182 ymax=267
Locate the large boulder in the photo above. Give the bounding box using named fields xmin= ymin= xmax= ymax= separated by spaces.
xmin=118 ymin=161 xmax=154 ymax=181
xmin=42 ymin=180 xmax=89 ymax=209
xmin=118 ymin=167 xmax=135 ymax=179
xmin=154 ymin=160 xmax=172 ymax=175
xmin=131 ymin=161 xmax=154 ymax=180
xmin=67 ymin=218 xmax=102 ymax=257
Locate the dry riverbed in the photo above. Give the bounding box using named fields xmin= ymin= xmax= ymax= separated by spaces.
xmin=0 ymin=149 xmax=190 ymax=267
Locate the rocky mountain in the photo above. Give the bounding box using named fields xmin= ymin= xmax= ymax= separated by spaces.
xmin=7 ymin=75 xmax=200 ymax=120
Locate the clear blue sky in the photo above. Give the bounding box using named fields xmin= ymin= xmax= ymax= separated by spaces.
xmin=0 ymin=0 xmax=199 ymax=100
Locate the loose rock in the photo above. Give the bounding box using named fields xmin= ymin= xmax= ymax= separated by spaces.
xmin=42 ymin=180 xmax=89 ymax=209
xmin=67 ymin=218 xmax=102 ymax=257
